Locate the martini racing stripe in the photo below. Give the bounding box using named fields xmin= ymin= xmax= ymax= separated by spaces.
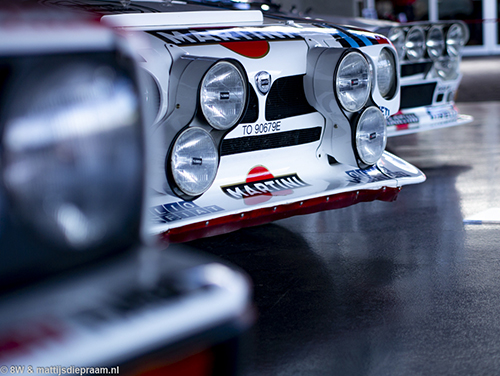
xmin=148 ymin=25 xmax=387 ymax=48
xmin=314 ymin=23 xmax=384 ymax=47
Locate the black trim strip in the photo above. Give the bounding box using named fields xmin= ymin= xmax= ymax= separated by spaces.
xmin=221 ymin=127 xmax=322 ymax=156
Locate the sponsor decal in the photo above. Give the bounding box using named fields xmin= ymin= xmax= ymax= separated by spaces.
xmin=150 ymin=25 xmax=391 ymax=49
xmin=150 ymin=28 xmax=300 ymax=46
xmin=221 ymin=165 xmax=309 ymax=205
xmin=151 ymin=201 xmax=224 ymax=223
xmin=345 ymin=166 xmax=410 ymax=184
xmin=387 ymin=111 xmax=420 ymax=129
xmin=426 ymin=105 xmax=458 ymax=121
xmin=379 ymin=106 xmax=391 ymax=118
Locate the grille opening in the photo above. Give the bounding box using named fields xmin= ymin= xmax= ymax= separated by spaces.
xmin=401 ymin=62 xmax=433 ymax=77
xmin=241 ymin=85 xmax=258 ymax=123
xmin=400 ymin=82 xmax=436 ymax=109
xmin=265 ymin=75 xmax=315 ymax=121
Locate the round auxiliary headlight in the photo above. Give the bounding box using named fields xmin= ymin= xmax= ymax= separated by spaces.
xmin=405 ymin=27 xmax=426 ymax=61
xmin=336 ymin=52 xmax=371 ymax=113
xmin=388 ymin=28 xmax=405 ymax=60
xmin=200 ymin=61 xmax=247 ymax=130
xmin=356 ymin=106 xmax=387 ymax=166
xmin=426 ymin=26 xmax=445 ymax=60
xmin=170 ymin=127 xmax=218 ymax=197
xmin=446 ymin=23 xmax=468 ymax=57
xmin=435 ymin=58 xmax=460 ymax=81
xmin=2 ymin=62 xmax=142 ymax=251
xmin=377 ymin=48 xmax=397 ymax=99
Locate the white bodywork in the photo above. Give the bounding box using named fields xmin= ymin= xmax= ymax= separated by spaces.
xmin=106 ymin=9 xmax=426 ymax=242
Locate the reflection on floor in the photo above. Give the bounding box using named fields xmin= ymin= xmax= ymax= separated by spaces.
xmin=189 ymin=100 xmax=500 ymax=375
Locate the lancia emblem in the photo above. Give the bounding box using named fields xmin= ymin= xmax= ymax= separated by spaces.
xmin=255 ymin=71 xmax=271 ymax=95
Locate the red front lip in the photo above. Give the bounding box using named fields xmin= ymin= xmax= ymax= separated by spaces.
xmin=160 ymin=186 xmax=401 ymax=244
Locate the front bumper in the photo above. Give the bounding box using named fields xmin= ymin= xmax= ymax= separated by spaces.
xmin=150 ymin=150 xmax=425 ymax=243
xmin=387 ymin=103 xmax=473 ymax=137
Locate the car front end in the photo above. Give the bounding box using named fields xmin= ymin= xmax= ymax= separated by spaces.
xmin=77 ymin=1 xmax=427 ymax=243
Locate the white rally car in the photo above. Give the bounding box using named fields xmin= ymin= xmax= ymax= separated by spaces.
xmin=47 ymin=0 xmax=426 ymax=243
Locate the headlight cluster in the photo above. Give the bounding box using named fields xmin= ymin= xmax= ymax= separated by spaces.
xmin=304 ymin=48 xmax=390 ymax=169
xmin=168 ymin=60 xmax=248 ymax=199
xmin=1 ymin=56 xmax=143 ymax=252
xmin=388 ymin=23 xmax=469 ymax=61
xmin=335 ymin=52 xmax=390 ymax=167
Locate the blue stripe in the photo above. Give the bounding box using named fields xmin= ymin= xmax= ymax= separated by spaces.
xmin=354 ymin=33 xmax=373 ymax=46
xmin=337 ymin=31 xmax=359 ymax=48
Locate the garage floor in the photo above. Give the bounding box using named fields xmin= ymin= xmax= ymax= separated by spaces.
xmin=189 ymin=56 xmax=500 ymax=376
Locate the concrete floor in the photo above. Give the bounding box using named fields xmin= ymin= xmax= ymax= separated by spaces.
xmin=189 ymin=58 xmax=500 ymax=375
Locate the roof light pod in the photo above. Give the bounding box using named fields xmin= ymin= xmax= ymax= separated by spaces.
xmin=388 ymin=27 xmax=405 ymax=60
xmin=355 ymin=107 xmax=387 ymax=166
xmin=336 ymin=52 xmax=371 ymax=112
xmin=169 ymin=127 xmax=219 ymax=199
xmin=200 ymin=61 xmax=247 ymax=130
xmin=405 ymin=26 xmax=426 ymax=61
xmin=426 ymin=26 xmax=445 ymax=60
xmin=446 ymin=23 xmax=468 ymax=57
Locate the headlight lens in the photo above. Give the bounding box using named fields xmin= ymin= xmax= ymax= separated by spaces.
xmin=356 ymin=106 xmax=387 ymax=166
xmin=2 ymin=61 xmax=142 ymax=251
xmin=170 ymin=127 xmax=218 ymax=197
xmin=426 ymin=26 xmax=445 ymax=60
xmin=377 ymin=48 xmax=397 ymax=99
xmin=200 ymin=61 xmax=247 ymax=130
xmin=405 ymin=27 xmax=426 ymax=61
xmin=446 ymin=23 xmax=467 ymax=57
xmin=336 ymin=52 xmax=371 ymax=112
xmin=388 ymin=28 xmax=405 ymax=60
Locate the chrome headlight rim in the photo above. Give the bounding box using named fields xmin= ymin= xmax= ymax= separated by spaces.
xmin=335 ymin=51 xmax=372 ymax=113
xmin=426 ymin=25 xmax=445 ymax=60
xmin=376 ymin=47 xmax=397 ymax=100
xmin=405 ymin=26 xmax=426 ymax=62
xmin=354 ymin=106 xmax=387 ymax=167
xmin=446 ymin=23 xmax=468 ymax=58
xmin=168 ymin=127 xmax=219 ymax=200
xmin=199 ymin=60 xmax=248 ymax=131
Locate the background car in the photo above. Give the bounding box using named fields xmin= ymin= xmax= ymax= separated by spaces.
xmin=0 ymin=5 xmax=253 ymax=375
xmin=304 ymin=15 xmax=474 ymax=136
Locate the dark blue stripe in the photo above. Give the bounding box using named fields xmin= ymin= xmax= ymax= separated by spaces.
xmin=337 ymin=31 xmax=359 ymax=48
